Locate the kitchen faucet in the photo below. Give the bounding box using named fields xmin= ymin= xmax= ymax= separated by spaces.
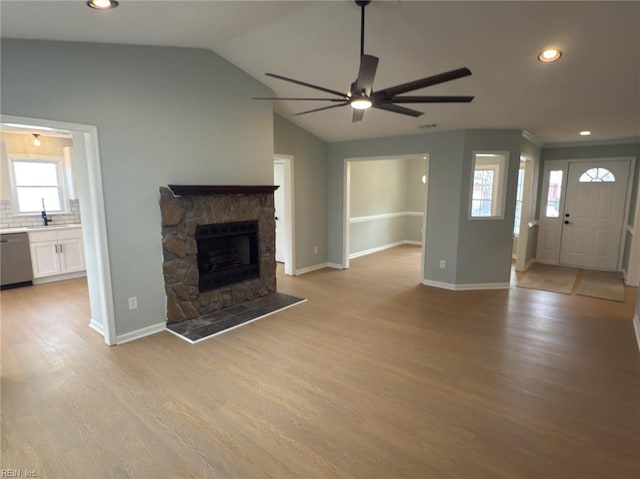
xmin=41 ymin=199 xmax=52 ymax=226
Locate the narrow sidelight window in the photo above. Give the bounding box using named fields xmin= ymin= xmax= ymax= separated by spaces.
xmin=545 ymin=170 xmax=563 ymax=217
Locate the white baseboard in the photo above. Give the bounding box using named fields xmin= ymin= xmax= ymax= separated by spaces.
xmin=516 ymin=258 xmax=537 ymax=272
xmin=633 ymin=313 xmax=640 ymax=353
xmin=350 ymin=241 xmax=404 ymax=259
xmin=33 ymin=271 xmax=86 ymax=285
xmin=89 ymin=318 xmax=104 ymax=335
xmin=116 ymin=321 xmax=166 ymax=345
xmin=349 ymin=240 xmax=420 ymax=260
xmin=533 ymin=259 xmax=558 ymax=266
xmin=295 ymin=263 xmax=329 ymax=275
xmin=421 ymin=279 xmax=457 ymax=290
xmin=295 ymin=262 xmax=345 ymax=275
xmin=454 ymin=282 xmax=510 ymax=291
xmin=422 ymin=279 xmax=510 ymax=291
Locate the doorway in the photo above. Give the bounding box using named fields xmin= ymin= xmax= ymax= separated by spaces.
xmin=559 ymin=159 xmax=631 ymax=270
xmin=273 ymin=156 xmax=294 ymax=275
xmin=343 ymin=154 xmax=429 ymax=282
xmin=1 ymin=114 xmax=115 ymax=344
xmin=537 ymin=157 xmax=634 ymax=271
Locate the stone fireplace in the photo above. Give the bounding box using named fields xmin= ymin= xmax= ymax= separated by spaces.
xmin=159 ymin=185 xmax=278 ymax=323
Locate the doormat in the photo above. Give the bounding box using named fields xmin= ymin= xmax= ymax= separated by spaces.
xmin=576 ymin=269 xmax=625 ymax=302
xmin=166 ymin=292 xmax=306 ymax=344
xmin=516 ymin=263 xmax=578 ymax=295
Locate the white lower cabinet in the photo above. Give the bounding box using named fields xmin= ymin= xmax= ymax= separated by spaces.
xmin=30 ymin=241 xmax=61 ymax=277
xmin=28 ymin=228 xmax=86 ymax=279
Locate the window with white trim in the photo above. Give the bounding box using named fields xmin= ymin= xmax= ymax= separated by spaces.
xmin=11 ymin=158 xmax=65 ymax=213
xmin=470 ymin=152 xmax=508 ymax=219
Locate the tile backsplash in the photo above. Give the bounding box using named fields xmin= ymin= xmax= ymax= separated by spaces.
xmin=0 ymin=199 xmax=82 ymax=229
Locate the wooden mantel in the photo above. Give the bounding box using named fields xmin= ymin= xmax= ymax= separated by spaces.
xmin=167 ymin=185 xmax=279 ymax=196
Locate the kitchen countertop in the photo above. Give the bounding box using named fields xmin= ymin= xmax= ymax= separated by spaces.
xmin=0 ymin=224 xmax=82 ymax=235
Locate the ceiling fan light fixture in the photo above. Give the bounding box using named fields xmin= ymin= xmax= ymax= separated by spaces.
xmin=86 ymin=0 xmax=119 ymax=10
xmin=537 ymin=48 xmax=562 ymax=63
xmin=350 ymin=98 xmax=372 ymax=110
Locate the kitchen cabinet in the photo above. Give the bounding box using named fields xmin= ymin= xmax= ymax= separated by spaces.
xmin=28 ymin=227 xmax=85 ymax=279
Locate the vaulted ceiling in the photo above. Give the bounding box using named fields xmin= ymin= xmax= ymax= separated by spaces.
xmin=2 ymin=1 xmax=638 ymax=145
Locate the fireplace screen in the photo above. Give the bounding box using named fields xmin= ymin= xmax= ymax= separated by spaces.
xmin=196 ymin=220 xmax=260 ymax=292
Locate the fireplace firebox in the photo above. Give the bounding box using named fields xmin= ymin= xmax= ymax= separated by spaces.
xmin=196 ymin=220 xmax=260 ymax=292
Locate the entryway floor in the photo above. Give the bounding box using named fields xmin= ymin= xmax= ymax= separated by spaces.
xmin=513 ymin=263 xmax=625 ymax=302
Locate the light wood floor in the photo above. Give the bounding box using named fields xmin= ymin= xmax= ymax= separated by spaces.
xmin=2 ymin=245 xmax=639 ymax=478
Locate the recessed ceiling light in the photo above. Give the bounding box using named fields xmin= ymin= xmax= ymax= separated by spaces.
xmin=579 ymin=130 xmax=591 ymax=136
xmin=86 ymin=0 xmax=119 ymax=10
xmin=537 ymin=48 xmax=562 ymax=63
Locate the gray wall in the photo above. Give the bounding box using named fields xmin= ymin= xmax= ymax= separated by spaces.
xmin=456 ymin=130 xmax=522 ymax=284
xmin=1 ymin=39 xmax=274 ymax=336
xmin=327 ymin=130 xmax=465 ymax=283
xmin=273 ymin=114 xmax=328 ymax=270
xmin=328 ymin=129 xmax=522 ymax=286
xmin=350 ymin=160 xmax=408 ymax=216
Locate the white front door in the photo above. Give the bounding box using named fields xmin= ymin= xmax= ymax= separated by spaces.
xmin=273 ymin=161 xmax=286 ymax=264
xmin=559 ymin=160 xmax=630 ymax=270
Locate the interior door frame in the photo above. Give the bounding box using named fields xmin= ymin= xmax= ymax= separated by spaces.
xmin=2 ymin=114 xmax=116 ymax=345
xmin=342 ymin=153 xmax=429 ymax=282
xmin=625 ymin=172 xmax=640 ymax=286
xmin=514 ymin=154 xmax=535 ymax=271
xmin=273 ymin=155 xmax=295 ymax=276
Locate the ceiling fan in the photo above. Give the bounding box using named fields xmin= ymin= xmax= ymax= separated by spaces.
xmin=253 ymin=0 xmax=474 ymax=122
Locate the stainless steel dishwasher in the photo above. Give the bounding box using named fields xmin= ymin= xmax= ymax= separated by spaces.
xmin=1 ymin=232 xmax=34 ymax=289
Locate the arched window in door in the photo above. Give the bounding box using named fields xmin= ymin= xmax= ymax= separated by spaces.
xmin=579 ymin=168 xmax=615 ymax=183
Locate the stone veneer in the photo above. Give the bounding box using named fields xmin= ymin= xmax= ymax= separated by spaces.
xmin=159 ymin=186 xmax=277 ymax=323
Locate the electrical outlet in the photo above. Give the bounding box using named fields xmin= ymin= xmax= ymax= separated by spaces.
xmin=314 ymin=246 xmax=318 ymax=254
xmin=440 ymin=260 xmax=446 ymax=269
xmin=128 ymin=296 xmax=138 ymax=310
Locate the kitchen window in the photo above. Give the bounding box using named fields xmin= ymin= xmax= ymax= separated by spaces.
xmin=10 ymin=158 xmax=66 ymax=214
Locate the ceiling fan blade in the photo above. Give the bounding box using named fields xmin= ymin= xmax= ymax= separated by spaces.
xmin=291 ymin=102 xmax=350 ymax=117
xmin=265 ymin=73 xmax=346 ymax=98
xmin=383 ymin=95 xmax=475 ymax=104
xmin=373 ymin=103 xmax=424 ymax=117
xmin=373 ymin=67 xmax=472 ymax=98
xmin=252 ymin=97 xmax=348 ymax=102
xmin=353 ymin=109 xmax=365 ymax=122
xmin=356 ymin=54 xmax=379 ymax=96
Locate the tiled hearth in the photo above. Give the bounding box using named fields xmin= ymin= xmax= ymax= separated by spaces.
xmin=159 ymin=185 xmax=278 ymax=323
xmin=166 ymin=292 xmax=306 ymax=343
